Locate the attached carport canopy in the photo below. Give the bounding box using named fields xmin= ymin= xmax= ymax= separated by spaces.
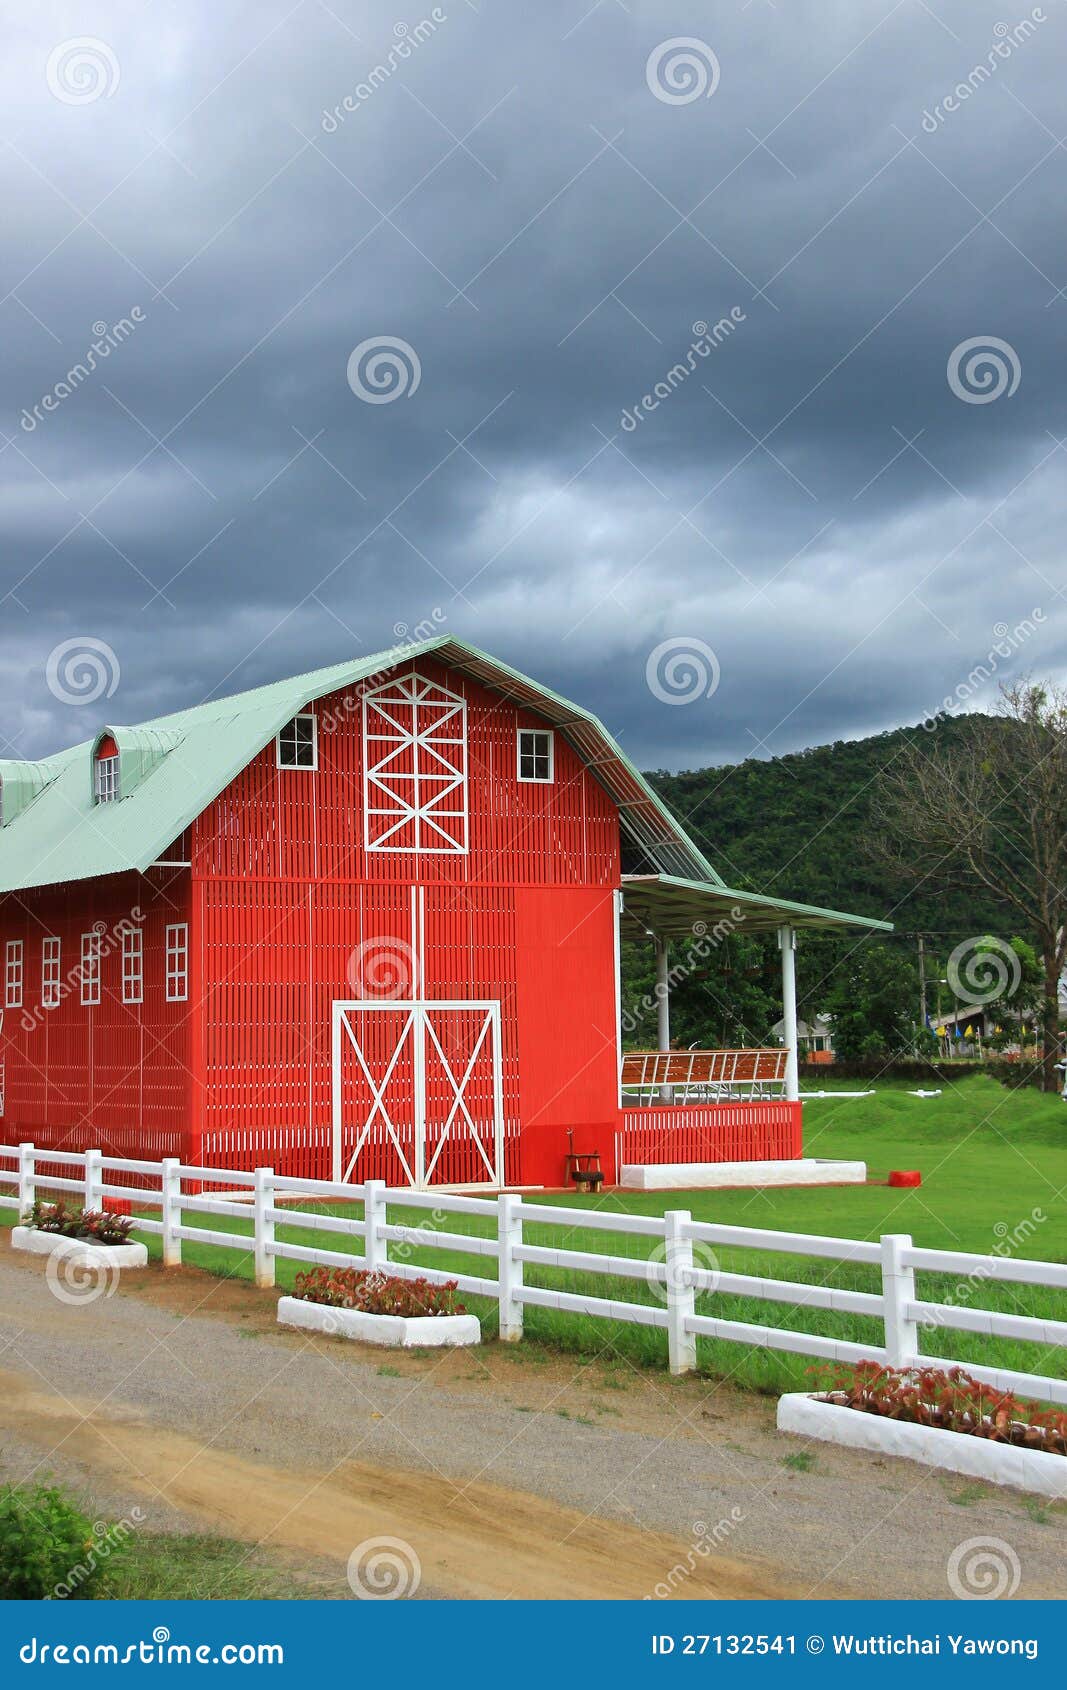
xmin=620 ymin=874 xmax=893 ymax=940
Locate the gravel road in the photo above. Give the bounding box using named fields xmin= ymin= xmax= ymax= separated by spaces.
xmin=0 ymin=1239 xmax=1062 ymax=1600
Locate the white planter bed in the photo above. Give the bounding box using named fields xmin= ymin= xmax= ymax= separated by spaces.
xmin=620 ymin=1157 xmax=866 ymax=1191
xmin=11 ymin=1226 xmax=148 ymax=1270
xmin=277 ymin=1294 xmax=480 ymax=1348
xmin=778 ymin=1393 xmax=1067 ymax=1500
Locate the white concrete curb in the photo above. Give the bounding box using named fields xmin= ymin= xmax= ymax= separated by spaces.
xmin=620 ymin=1157 xmax=866 ymax=1190
xmin=777 ymin=1393 xmax=1067 ymax=1499
xmin=11 ymin=1227 xmax=148 ymax=1270
xmin=277 ymin=1295 xmax=481 ymax=1348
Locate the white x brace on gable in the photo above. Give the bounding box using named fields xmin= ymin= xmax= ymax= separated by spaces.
xmin=362 ymin=672 xmax=469 ymax=854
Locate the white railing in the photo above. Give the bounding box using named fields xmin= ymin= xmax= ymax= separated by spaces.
xmin=1 ymin=1141 xmax=1065 ymax=1403
xmin=620 ymin=1048 xmax=789 ymax=1104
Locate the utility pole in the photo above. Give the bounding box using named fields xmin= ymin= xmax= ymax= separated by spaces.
xmin=918 ymin=934 xmax=927 ymax=1030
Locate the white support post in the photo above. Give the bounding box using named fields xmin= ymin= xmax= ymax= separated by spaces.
xmin=84 ymin=1148 xmax=103 ymax=1213
xmin=655 ymin=936 xmax=672 ymax=1104
xmin=778 ymin=924 xmax=800 ymax=1103
xmin=664 ymin=1209 xmax=697 ymax=1376
xmin=881 ymin=1233 xmax=919 ymax=1368
xmin=161 ymin=1158 xmax=182 ymax=1268
xmin=18 ymin=1142 xmax=35 ymax=1217
xmin=254 ymin=1166 xmax=275 ymax=1289
xmin=497 ymin=1193 xmax=524 ymax=1342
xmin=364 ymin=1180 xmax=386 ymax=1272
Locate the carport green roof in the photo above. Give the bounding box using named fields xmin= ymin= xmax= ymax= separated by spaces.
xmin=0 ymin=636 xmax=728 ymax=895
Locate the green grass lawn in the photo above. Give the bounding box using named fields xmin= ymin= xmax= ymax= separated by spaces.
xmin=8 ymin=1076 xmax=1066 ymax=1396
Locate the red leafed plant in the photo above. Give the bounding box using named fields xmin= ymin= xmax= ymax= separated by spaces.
xmin=23 ymin=1200 xmax=133 ymax=1246
xmin=292 ymin=1267 xmax=465 ymax=1318
xmin=811 ymin=1360 xmax=1067 ymax=1456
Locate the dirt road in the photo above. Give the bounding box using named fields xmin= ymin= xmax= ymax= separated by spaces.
xmin=0 ymin=1239 xmax=1062 ymax=1600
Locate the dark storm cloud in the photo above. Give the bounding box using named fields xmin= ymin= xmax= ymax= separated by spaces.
xmin=2 ymin=0 xmax=1065 ymax=771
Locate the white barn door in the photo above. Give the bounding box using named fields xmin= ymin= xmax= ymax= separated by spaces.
xmin=332 ymin=999 xmax=504 ymax=1189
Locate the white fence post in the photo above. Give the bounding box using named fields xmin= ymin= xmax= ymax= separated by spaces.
xmin=254 ymin=1166 xmax=275 ymax=1289
xmin=881 ymin=1233 xmax=919 ymax=1368
xmin=497 ymin=1193 xmax=524 ymax=1342
xmin=84 ymin=1148 xmax=103 ymax=1212
xmin=161 ymin=1158 xmax=182 ymax=1268
xmin=18 ymin=1142 xmax=35 ymax=1216
xmin=364 ymin=1180 xmax=386 ymax=1272
xmin=664 ymin=1209 xmax=697 ymax=1376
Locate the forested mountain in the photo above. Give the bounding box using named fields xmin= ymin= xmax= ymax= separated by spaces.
xmin=646 ymin=714 xmax=1011 ymax=937
xmin=619 ymin=715 xmax=1020 ymax=1055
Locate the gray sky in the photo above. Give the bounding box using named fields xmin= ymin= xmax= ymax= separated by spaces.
xmin=2 ymin=0 xmax=1065 ymax=768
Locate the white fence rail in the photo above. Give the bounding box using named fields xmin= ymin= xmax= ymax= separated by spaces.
xmin=1 ymin=1142 xmax=1065 ymax=1403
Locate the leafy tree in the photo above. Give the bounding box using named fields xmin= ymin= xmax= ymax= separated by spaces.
xmin=823 ymin=944 xmax=918 ymax=1060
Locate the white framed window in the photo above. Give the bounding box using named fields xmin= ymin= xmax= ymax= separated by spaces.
xmin=363 ymin=672 xmax=468 ymax=854
xmin=166 ymin=923 xmax=188 ymax=1002
xmin=95 ymin=754 xmax=120 ymax=803
xmin=4 ymin=940 xmax=23 ymax=1008
xmin=277 ymin=713 xmax=318 ymax=770
xmin=42 ymin=937 xmax=61 ymax=1009
xmin=122 ymin=927 xmax=143 ymax=1005
xmin=517 ymin=728 xmax=554 ymax=784
xmin=80 ymin=931 xmax=101 ymax=1007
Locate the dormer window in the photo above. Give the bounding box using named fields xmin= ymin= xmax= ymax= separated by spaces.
xmin=517 ymin=728 xmax=554 ymax=784
xmin=277 ymin=713 xmax=317 ymax=770
xmin=95 ymin=754 xmax=120 ymax=803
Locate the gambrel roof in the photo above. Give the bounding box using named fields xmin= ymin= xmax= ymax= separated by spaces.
xmin=0 ymin=637 xmax=725 ymax=895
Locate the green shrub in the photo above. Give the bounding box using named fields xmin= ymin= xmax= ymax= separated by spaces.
xmin=0 ymin=1483 xmax=122 ymax=1599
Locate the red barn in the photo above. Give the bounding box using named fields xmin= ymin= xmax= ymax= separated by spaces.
xmin=0 ymin=638 xmax=887 ymax=1189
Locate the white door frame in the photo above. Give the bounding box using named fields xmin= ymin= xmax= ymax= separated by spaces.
xmin=332 ymin=998 xmax=504 ymax=1189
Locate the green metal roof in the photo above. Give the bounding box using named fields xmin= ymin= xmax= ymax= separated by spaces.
xmin=0 ymin=637 xmax=724 ymax=895
xmin=620 ymin=874 xmax=894 ymax=937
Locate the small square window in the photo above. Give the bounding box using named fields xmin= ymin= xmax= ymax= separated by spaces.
xmin=517 ymin=728 xmax=554 ymax=784
xmin=277 ymin=713 xmax=318 ymax=770
xmin=95 ymin=755 xmax=120 ymax=803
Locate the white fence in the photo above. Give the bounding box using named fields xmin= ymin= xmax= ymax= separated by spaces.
xmin=1 ymin=1141 xmax=1065 ymax=1403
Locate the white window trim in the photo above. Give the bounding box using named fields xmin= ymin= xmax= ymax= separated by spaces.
xmin=4 ymin=940 xmax=23 ymax=1009
xmin=42 ymin=937 xmax=61 ymax=1009
xmin=80 ymin=931 xmax=101 ymax=1007
xmin=517 ymin=727 xmax=555 ymax=784
xmin=95 ymin=754 xmax=120 ymax=803
xmin=122 ymin=927 xmax=143 ymax=1005
xmin=165 ymin=923 xmax=189 ymax=1003
xmin=276 ymin=712 xmax=318 ymax=771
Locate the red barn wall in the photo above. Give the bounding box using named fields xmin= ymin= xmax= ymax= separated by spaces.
xmin=191 ymin=660 xmax=622 ymax=1184
xmin=0 ymin=870 xmax=191 ymax=1159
